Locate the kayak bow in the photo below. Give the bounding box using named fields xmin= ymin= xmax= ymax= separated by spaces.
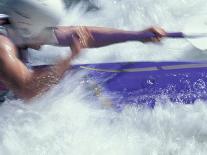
xmin=68 ymin=61 xmax=207 ymax=108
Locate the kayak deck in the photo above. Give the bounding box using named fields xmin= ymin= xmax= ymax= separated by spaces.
xmin=71 ymin=61 xmax=207 ymax=108
xmin=33 ymin=61 xmax=207 ymax=109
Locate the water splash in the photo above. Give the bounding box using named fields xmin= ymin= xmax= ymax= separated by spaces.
xmin=2 ymin=0 xmax=207 ymax=154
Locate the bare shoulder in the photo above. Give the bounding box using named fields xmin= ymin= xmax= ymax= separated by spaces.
xmin=0 ymin=35 xmax=17 ymax=57
xmin=0 ymin=35 xmax=14 ymax=46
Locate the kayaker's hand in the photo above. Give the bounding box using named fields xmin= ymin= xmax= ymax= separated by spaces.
xmin=70 ymin=33 xmax=81 ymax=59
xmin=70 ymin=26 xmax=94 ymax=58
xmin=76 ymin=26 xmax=94 ymax=48
xmin=142 ymin=27 xmax=166 ymax=43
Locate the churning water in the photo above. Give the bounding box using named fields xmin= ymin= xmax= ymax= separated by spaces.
xmin=1 ymin=0 xmax=207 ymax=154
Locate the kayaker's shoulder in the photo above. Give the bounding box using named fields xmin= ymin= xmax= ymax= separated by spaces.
xmin=0 ymin=35 xmax=16 ymax=56
xmin=0 ymin=34 xmax=13 ymax=43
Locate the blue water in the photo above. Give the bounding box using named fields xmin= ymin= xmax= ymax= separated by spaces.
xmin=1 ymin=0 xmax=207 ymax=154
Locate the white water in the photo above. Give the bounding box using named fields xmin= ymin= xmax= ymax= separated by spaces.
xmin=2 ymin=0 xmax=207 ymax=154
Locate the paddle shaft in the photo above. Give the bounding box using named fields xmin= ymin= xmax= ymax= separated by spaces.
xmin=138 ymin=32 xmax=207 ymax=39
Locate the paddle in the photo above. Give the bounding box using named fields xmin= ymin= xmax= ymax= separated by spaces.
xmin=137 ymin=14 xmax=207 ymax=51
xmin=137 ymin=31 xmax=207 ymax=51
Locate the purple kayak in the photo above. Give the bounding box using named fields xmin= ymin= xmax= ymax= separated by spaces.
xmin=70 ymin=61 xmax=207 ymax=108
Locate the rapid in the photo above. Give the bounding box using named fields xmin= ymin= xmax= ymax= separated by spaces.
xmin=1 ymin=0 xmax=207 ymax=154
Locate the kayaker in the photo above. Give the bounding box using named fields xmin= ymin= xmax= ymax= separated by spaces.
xmin=0 ymin=0 xmax=166 ymax=101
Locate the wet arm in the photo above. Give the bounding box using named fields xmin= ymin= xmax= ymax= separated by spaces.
xmin=0 ymin=36 xmax=80 ymax=100
xmin=55 ymin=26 xmax=153 ymax=48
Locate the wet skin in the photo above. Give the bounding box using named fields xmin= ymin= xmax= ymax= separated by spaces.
xmin=0 ymin=26 xmax=166 ymax=100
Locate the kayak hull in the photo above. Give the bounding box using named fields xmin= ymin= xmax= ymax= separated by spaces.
xmin=34 ymin=61 xmax=207 ymax=108
xmin=70 ymin=61 xmax=207 ymax=108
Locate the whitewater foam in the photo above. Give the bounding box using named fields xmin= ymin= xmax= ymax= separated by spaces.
xmin=2 ymin=0 xmax=207 ymax=154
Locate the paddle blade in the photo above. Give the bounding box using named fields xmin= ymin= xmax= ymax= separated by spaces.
xmin=188 ymin=38 xmax=207 ymax=51
xmin=184 ymin=15 xmax=207 ymax=51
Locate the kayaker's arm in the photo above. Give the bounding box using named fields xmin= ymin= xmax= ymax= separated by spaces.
xmin=54 ymin=26 xmax=166 ymax=48
xmin=0 ymin=35 xmax=80 ymax=100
